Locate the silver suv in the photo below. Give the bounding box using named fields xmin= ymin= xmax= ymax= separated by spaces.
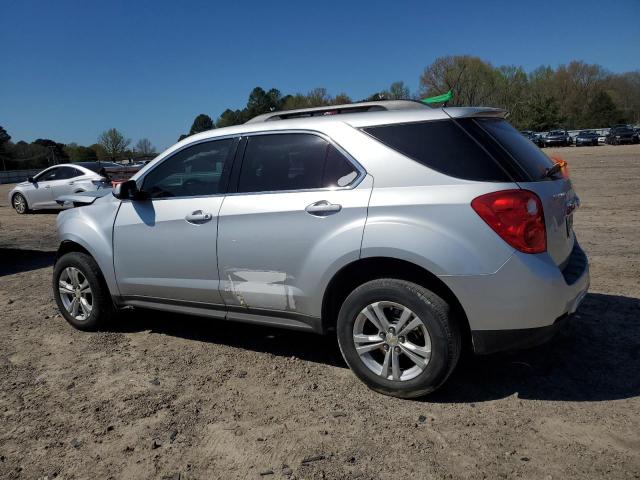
xmin=53 ymin=101 xmax=589 ymax=398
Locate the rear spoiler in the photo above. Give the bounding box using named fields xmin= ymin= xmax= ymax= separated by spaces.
xmin=56 ymin=189 xmax=112 ymax=207
xmin=443 ymin=107 xmax=508 ymax=119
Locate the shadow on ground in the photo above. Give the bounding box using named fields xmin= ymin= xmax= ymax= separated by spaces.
xmin=0 ymin=248 xmax=55 ymax=276
xmin=110 ymin=292 xmax=640 ymax=403
xmin=114 ymin=308 xmax=346 ymax=368
xmin=430 ymin=292 xmax=640 ymax=403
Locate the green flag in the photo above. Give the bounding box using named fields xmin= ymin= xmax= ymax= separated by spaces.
xmin=421 ymin=90 xmax=453 ymax=104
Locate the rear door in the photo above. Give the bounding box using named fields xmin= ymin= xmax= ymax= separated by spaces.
xmin=113 ymin=137 xmax=237 ymax=309
xmin=217 ymin=132 xmax=371 ymax=321
xmin=49 ymin=166 xmax=85 ymax=199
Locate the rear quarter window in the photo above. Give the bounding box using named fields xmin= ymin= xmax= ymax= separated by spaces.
xmin=473 ymin=118 xmax=555 ymax=181
xmin=363 ymin=120 xmax=511 ymax=182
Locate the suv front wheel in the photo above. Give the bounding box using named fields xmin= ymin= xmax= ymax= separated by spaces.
xmin=337 ymin=279 xmax=461 ymax=398
xmin=53 ymin=252 xmax=113 ymax=331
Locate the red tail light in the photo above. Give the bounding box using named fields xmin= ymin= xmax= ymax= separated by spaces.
xmin=471 ymin=189 xmax=546 ymax=254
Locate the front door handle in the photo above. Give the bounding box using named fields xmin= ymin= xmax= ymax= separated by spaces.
xmin=44 ymin=185 xmax=51 ymax=189
xmin=305 ymin=200 xmax=342 ymax=216
xmin=185 ymin=210 xmax=213 ymax=224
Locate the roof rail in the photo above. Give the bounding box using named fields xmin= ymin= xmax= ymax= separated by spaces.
xmin=245 ymin=100 xmax=429 ymax=124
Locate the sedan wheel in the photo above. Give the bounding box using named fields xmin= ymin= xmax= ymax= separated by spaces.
xmin=12 ymin=193 xmax=28 ymax=214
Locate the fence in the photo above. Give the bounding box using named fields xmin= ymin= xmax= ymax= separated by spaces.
xmin=0 ymin=169 xmax=42 ymax=185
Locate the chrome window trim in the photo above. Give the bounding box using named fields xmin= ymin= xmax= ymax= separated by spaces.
xmin=134 ymin=129 xmax=366 ymax=201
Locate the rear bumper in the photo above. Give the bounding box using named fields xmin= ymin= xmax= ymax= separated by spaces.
xmin=471 ymin=314 xmax=569 ymax=355
xmin=440 ymin=241 xmax=589 ymax=353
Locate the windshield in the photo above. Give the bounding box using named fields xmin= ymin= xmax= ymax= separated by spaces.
xmin=549 ymin=130 xmax=564 ymax=136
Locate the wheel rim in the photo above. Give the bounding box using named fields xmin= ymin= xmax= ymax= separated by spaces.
xmin=352 ymin=301 xmax=431 ymax=382
xmin=58 ymin=267 xmax=93 ymax=321
xmin=13 ymin=194 xmax=26 ymax=213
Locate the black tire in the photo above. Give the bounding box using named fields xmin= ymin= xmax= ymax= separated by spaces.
xmin=53 ymin=252 xmax=113 ymax=331
xmin=336 ymin=279 xmax=461 ymax=398
xmin=12 ymin=193 xmax=30 ymax=214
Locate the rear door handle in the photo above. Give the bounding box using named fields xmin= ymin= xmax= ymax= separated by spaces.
xmin=185 ymin=210 xmax=213 ymax=224
xmin=305 ymin=200 xmax=342 ymax=216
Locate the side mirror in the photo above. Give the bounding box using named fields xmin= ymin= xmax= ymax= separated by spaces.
xmin=27 ymin=176 xmax=35 ymax=183
xmin=112 ymin=180 xmax=149 ymax=200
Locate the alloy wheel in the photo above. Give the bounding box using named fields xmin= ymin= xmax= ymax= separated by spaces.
xmin=58 ymin=267 xmax=93 ymax=321
xmin=13 ymin=194 xmax=26 ymax=213
xmin=352 ymin=301 xmax=432 ymax=381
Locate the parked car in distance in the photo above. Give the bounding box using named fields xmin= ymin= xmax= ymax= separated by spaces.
xmin=575 ymin=130 xmax=599 ymax=147
xmin=605 ymin=125 xmax=639 ymax=145
xmin=52 ymin=100 xmax=589 ymax=398
xmin=542 ymin=129 xmax=572 ymax=147
xmin=520 ymin=130 xmax=544 ymax=147
xmin=8 ymin=163 xmax=110 ymax=214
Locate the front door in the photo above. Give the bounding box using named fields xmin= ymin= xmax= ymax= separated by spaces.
xmin=29 ymin=167 xmax=59 ymax=208
xmin=217 ymin=132 xmax=371 ymax=320
xmin=113 ymin=137 xmax=237 ymax=312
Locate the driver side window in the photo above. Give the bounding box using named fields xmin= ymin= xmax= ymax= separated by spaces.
xmin=37 ymin=168 xmax=59 ymax=182
xmin=142 ymin=138 xmax=235 ymax=199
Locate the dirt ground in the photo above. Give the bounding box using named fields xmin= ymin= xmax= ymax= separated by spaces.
xmin=1 ymin=144 xmax=639 ymax=480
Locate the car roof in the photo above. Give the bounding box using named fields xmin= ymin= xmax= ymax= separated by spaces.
xmin=178 ymin=104 xmax=507 ymax=144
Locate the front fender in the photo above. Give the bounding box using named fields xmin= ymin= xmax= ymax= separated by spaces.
xmin=56 ymin=198 xmax=121 ymax=297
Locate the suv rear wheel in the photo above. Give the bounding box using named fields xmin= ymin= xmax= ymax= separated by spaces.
xmin=53 ymin=252 xmax=113 ymax=331
xmin=337 ymin=279 xmax=461 ymax=398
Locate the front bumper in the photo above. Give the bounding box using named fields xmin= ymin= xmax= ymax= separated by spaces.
xmin=441 ymin=242 xmax=589 ymax=354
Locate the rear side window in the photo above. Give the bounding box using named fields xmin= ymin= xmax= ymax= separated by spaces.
xmin=474 ymin=119 xmax=555 ymax=181
xmin=363 ymin=120 xmax=510 ymax=182
xmin=57 ymin=166 xmax=82 ymax=179
xmin=237 ymin=134 xmax=359 ymax=193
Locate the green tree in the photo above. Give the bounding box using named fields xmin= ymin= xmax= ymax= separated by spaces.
xmin=89 ymin=143 xmax=108 ymax=160
xmin=97 ymin=128 xmax=130 ymax=160
xmin=0 ymin=126 xmax=10 ymax=146
xmin=246 ymin=87 xmax=283 ymax=118
xmin=33 ymin=138 xmax=69 ymax=163
xmin=583 ymin=91 xmax=626 ymax=127
xmin=525 ymin=95 xmax=564 ymax=131
xmin=189 ymin=114 xmax=215 ymax=135
xmin=306 ymin=88 xmax=331 ymax=107
xmin=64 ymin=143 xmax=98 ymax=162
xmin=281 ymin=94 xmax=310 ymax=111
xmin=332 ymin=93 xmax=352 ymax=105
xmin=0 ymin=125 xmax=11 ymax=170
xmin=216 ymin=109 xmax=246 ymax=128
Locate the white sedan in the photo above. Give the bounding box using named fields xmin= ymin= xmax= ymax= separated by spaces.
xmin=8 ymin=162 xmax=111 ymax=214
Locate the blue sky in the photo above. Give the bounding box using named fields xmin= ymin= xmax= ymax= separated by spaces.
xmin=2 ymin=0 xmax=639 ymax=151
